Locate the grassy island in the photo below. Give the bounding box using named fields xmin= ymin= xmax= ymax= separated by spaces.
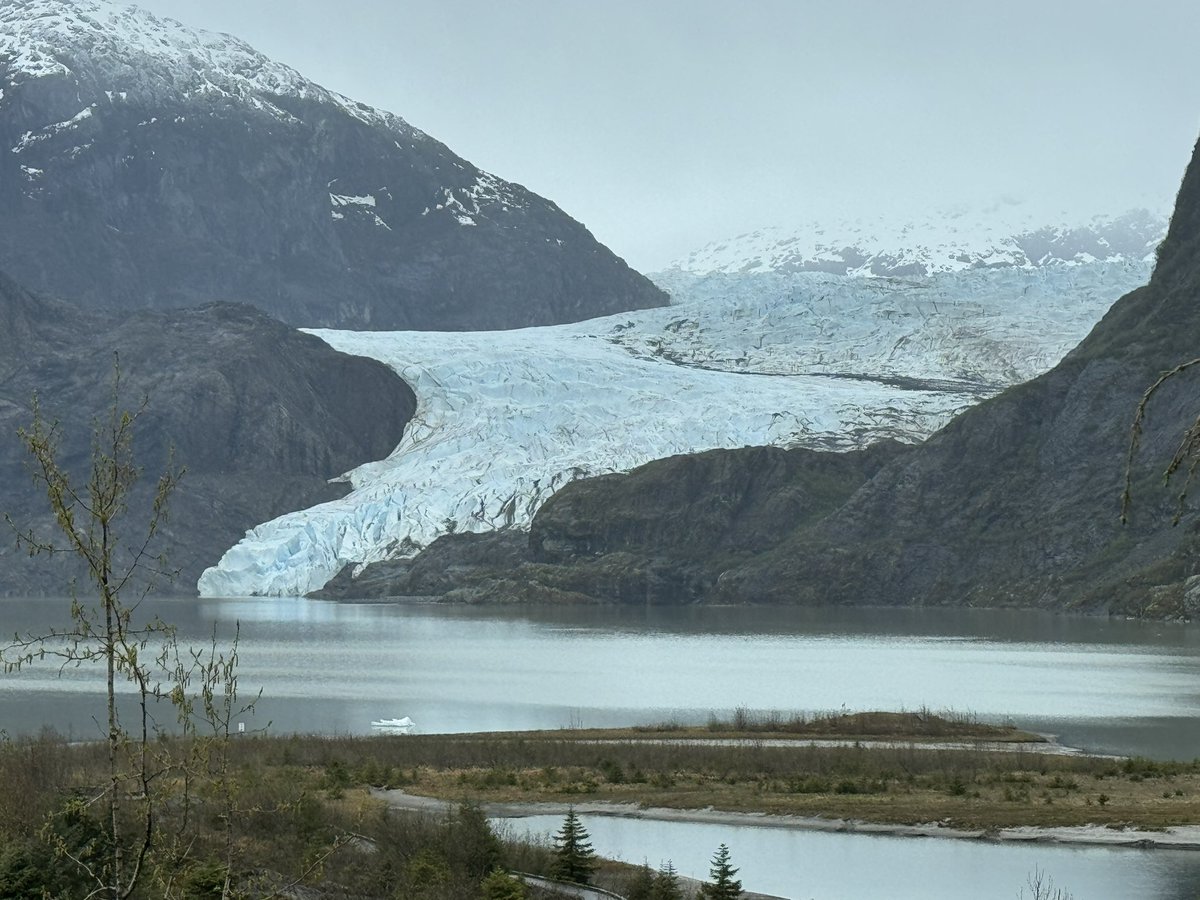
xmin=355 ymin=712 xmax=1200 ymax=832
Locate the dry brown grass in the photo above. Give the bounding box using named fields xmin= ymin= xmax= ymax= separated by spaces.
xmin=462 ymin=709 xmax=1043 ymax=744
xmin=407 ymin=762 xmax=1200 ymax=829
xmin=357 ymin=728 xmax=1200 ymax=831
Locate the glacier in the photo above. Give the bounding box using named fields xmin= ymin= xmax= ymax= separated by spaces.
xmin=198 ymin=259 xmax=1154 ymax=598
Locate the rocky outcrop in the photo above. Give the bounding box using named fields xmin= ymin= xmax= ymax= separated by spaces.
xmin=372 ymin=135 xmax=1200 ymax=616
xmin=0 ymin=272 xmax=415 ymax=596
xmin=316 ymin=443 xmax=908 ymax=603
xmin=0 ymin=0 xmax=665 ymax=330
xmin=311 ymin=531 xmax=529 ymax=601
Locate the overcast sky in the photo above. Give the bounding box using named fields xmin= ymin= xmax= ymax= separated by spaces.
xmin=132 ymin=0 xmax=1200 ymax=271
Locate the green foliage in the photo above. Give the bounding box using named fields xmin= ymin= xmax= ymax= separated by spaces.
xmin=2 ymin=359 xmax=187 ymax=900
xmin=0 ymin=843 xmax=49 ymax=900
xmin=550 ymin=808 xmax=597 ymax=885
xmin=0 ymin=838 xmax=92 ymax=900
xmin=320 ymin=758 xmax=353 ymax=797
xmin=480 ymin=868 xmax=528 ymax=900
xmin=698 ymin=843 xmax=743 ymax=900
xmin=0 ymin=797 xmax=109 ymax=900
xmin=178 ymin=860 xmax=230 ymax=898
xmin=652 ymin=860 xmax=684 ymax=900
xmin=625 ymin=860 xmax=684 ymax=900
xmin=399 ymin=848 xmax=453 ymax=897
xmin=0 ymin=730 xmax=529 ymax=900
xmin=598 ymin=757 xmax=626 ymax=783
xmin=446 ymin=803 xmax=503 ymax=880
xmin=1 ymin=362 xmax=261 ymax=900
xmin=625 ymin=864 xmax=657 ymax=900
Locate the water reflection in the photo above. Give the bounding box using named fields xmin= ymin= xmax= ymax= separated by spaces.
xmin=503 ymin=813 xmax=1200 ymax=900
xmin=3 ymin=598 xmax=1200 ymax=757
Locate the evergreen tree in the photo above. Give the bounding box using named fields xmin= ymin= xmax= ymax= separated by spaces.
xmin=481 ymin=868 xmax=528 ymax=900
xmin=698 ymin=844 xmax=742 ymax=900
xmin=550 ymin=808 xmax=597 ymax=885
xmin=446 ymin=803 xmax=502 ymax=879
xmin=625 ymin=863 xmax=656 ymax=900
xmin=652 ymin=860 xmax=684 ymax=900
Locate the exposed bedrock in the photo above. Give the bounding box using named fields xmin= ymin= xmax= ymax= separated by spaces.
xmin=0 ymin=274 xmax=415 ymax=596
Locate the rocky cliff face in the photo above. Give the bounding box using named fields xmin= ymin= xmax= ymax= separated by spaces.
xmin=316 ymin=442 xmax=909 ymax=603
xmin=391 ymin=136 xmax=1200 ymax=615
xmin=0 ymin=272 xmax=416 ymax=596
xmin=0 ymin=0 xmax=665 ymax=330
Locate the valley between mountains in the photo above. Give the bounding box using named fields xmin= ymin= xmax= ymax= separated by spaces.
xmin=0 ymin=0 xmax=1195 ymax=616
xmin=7 ymin=1 xmax=1200 ymax=897
xmin=200 ymin=258 xmax=1157 ymax=599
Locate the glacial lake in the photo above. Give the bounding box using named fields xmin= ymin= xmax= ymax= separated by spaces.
xmin=4 ymin=598 xmax=1200 ymax=758
xmin=6 ymin=597 xmax=1200 ymax=899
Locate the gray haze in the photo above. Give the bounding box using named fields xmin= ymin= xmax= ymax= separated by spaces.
xmin=129 ymin=0 xmax=1200 ymax=271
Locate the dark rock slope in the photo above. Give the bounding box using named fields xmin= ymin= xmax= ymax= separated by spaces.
xmin=710 ymin=136 xmax=1200 ymax=616
xmin=0 ymin=0 xmax=665 ymax=330
xmin=369 ymin=135 xmax=1200 ymax=616
xmin=317 ymin=442 xmax=909 ymax=603
xmin=0 ymin=272 xmax=415 ymax=596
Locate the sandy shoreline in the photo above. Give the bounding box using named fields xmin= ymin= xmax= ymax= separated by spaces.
xmin=374 ymin=788 xmax=1200 ymax=851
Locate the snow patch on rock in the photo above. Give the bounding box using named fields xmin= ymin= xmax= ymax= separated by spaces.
xmin=329 ymin=192 xmax=393 ymax=229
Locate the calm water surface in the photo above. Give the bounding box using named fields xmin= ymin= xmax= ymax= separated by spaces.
xmin=3 ymin=597 xmax=1200 ymax=757
xmin=6 ymin=597 xmax=1200 ymax=899
xmin=503 ymin=813 xmax=1200 ymax=900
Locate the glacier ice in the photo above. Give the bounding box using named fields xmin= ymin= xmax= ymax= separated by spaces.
xmin=197 ymin=259 xmax=1154 ymax=598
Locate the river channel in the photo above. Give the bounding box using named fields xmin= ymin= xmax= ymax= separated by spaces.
xmin=502 ymin=812 xmax=1200 ymax=899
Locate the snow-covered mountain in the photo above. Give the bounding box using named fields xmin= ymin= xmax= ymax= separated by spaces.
xmin=673 ymin=208 xmax=1167 ymax=276
xmin=0 ymin=0 xmax=408 ymax=127
xmin=198 ymin=254 xmax=1155 ymax=598
xmin=0 ymin=0 xmax=664 ymax=328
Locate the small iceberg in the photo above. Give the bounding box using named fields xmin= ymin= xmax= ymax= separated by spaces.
xmin=370 ymin=716 xmax=415 ymax=732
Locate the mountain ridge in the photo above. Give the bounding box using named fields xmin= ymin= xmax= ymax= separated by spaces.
xmin=0 ymin=0 xmax=666 ymax=329
xmin=673 ymin=208 xmax=1168 ymax=277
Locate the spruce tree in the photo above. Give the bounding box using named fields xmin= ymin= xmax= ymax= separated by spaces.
xmin=698 ymin=844 xmax=742 ymax=900
xmin=550 ymin=808 xmax=597 ymax=885
xmin=652 ymin=860 xmax=684 ymax=900
xmin=481 ymin=868 xmax=528 ymax=900
xmin=626 ymin=864 xmax=656 ymax=900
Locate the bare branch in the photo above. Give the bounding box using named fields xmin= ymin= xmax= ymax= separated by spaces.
xmin=1122 ymin=357 xmax=1200 ymax=523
